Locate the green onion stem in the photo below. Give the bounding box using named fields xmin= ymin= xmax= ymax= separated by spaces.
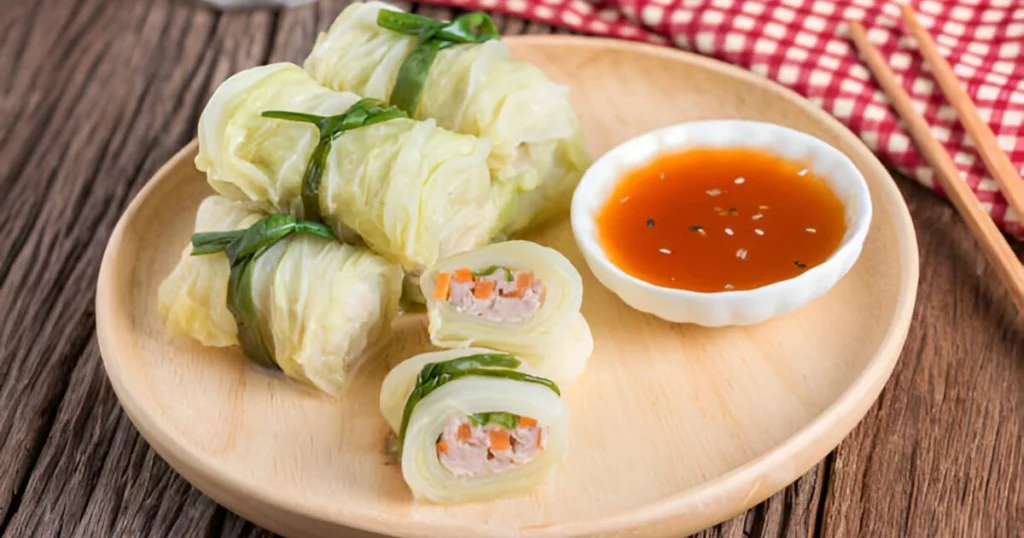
xmin=260 ymin=98 xmax=409 ymax=222
xmin=189 ymin=215 xmax=336 ymax=369
xmin=376 ymin=10 xmax=500 ymax=114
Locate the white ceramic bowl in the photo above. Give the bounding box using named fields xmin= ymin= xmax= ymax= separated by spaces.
xmin=570 ymin=120 xmax=873 ymax=327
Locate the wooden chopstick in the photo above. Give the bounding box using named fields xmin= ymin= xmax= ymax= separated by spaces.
xmin=898 ymin=5 xmax=1024 ymax=222
xmin=847 ymin=21 xmax=1024 ymax=316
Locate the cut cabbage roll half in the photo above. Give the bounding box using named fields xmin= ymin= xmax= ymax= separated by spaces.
xmin=419 ymin=240 xmax=593 ymax=389
xmin=195 ymin=62 xmax=514 ymax=284
xmin=157 ymin=195 xmax=404 ymax=396
xmin=302 ymin=1 xmax=591 ymax=235
xmin=380 ymin=348 xmax=568 ymax=503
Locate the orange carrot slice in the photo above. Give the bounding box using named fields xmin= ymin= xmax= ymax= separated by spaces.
xmin=515 ymin=271 xmax=533 ymax=290
xmin=433 ymin=272 xmax=452 ymax=300
xmin=473 ymin=280 xmax=496 ymax=299
xmin=489 ymin=430 xmax=511 ymax=451
xmin=457 ymin=424 xmax=472 ymax=441
xmin=518 ymin=416 xmax=537 ymax=428
xmin=454 ymin=268 xmax=473 ymax=283
xmin=536 ymin=429 xmax=543 ymax=449
xmin=505 ymin=288 xmax=526 ymax=298
xmin=437 ymin=440 xmax=449 ymax=454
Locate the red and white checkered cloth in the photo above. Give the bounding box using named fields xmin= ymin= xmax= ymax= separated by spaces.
xmin=419 ymin=0 xmax=1024 ymax=240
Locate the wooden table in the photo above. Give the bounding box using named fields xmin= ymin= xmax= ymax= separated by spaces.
xmin=1 ymin=0 xmax=1021 ymax=536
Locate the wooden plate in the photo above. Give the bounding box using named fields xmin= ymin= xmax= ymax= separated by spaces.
xmin=96 ymin=36 xmax=919 ymax=538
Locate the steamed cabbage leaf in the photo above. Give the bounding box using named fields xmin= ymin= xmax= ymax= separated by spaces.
xmin=379 ymin=348 xmax=569 ymax=503
xmin=158 ymin=195 xmax=404 ymax=395
xmin=303 ymin=1 xmax=591 ymax=235
xmin=419 ymin=240 xmax=593 ymax=389
xmin=158 ymin=196 xmax=265 ymax=347
xmin=195 ymin=62 xmax=514 ymax=276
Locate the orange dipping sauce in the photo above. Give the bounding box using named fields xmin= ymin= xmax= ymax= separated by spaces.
xmin=596 ymin=147 xmax=847 ymax=292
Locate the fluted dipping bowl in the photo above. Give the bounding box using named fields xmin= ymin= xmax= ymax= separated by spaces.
xmin=570 ymin=120 xmax=874 ymax=327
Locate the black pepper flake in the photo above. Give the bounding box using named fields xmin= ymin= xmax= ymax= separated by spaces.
xmin=689 ymin=225 xmax=704 ymax=232
xmin=647 ymin=218 xmax=655 ymax=228
xmin=795 ymin=261 xmax=807 ymax=268
xmin=728 ymin=208 xmax=738 ymax=215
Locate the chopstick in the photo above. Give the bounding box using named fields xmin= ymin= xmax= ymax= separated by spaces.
xmin=898 ymin=5 xmax=1024 ymax=221
xmin=847 ymin=20 xmax=1024 ymax=315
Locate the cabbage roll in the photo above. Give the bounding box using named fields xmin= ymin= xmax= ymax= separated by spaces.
xmin=195 ymin=62 xmax=513 ymax=277
xmin=157 ymin=195 xmax=404 ymax=396
xmin=302 ymin=1 xmax=591 ymax=235
xmin=419 ymin=240 xmax=593 ymax=389
xmin=380 ymin=348 xmax=569 ymax=503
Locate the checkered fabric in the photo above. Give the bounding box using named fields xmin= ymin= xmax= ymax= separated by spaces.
xmin=418 ymin=0 xmax=1024 ymax=240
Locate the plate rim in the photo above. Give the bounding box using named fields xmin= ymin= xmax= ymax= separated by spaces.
xmin=96 ymin=34 xmax=920 ymax=537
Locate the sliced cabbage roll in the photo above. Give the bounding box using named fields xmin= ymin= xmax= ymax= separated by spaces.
xmin=302 ymin=1 xmax=591 ymax=235
xmin=157 ymin=195 xmax=404 ymax=396
xmin=419 ymin=240 xmax=593 ymax=389
xmin=380 ymin=348 xmax=569 ymax=503
xmin=195 ymin=61 xmax=513 ymax=278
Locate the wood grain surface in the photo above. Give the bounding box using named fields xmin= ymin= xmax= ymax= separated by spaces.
xmin=0 ymin=1 xmax=1020 ymax=537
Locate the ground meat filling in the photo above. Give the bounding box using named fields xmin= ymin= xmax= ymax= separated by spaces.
xmin=432 ymin=266 xmax=544 ymax=323
xmin=435 ymin=414 xmax=546 ymax=477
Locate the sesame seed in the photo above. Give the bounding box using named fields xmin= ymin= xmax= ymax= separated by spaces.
xmin=728 ymin=208 xmax=739 ymax=215
xmin=688 ymin=225 xmax=704 ymax=232
xmin=725 ymin=228 xmax=734 ymax=235
xmin=752 ymin=214 xmax=763 ymax=220
xmin=797 ymin=169 xmax=808 ymax=176
xmin=754 ymin=229 xmax=764 ymax=236
xmin=795 ymin=261 xmax=806 ymax=268
xmin=659 ymin=248 xmax=672 ymax=254
xmin=736 ymin=248 xmax=748 ymax=260
xmin=759 ymin=205 xmax=770 ymax=210
xmin=706 ymin=189 xmax=722 ymax=196
xmin=734 ymin=177 xmax=745 ymax=184
xmin=806 ymin=227 xmax=817 ymax=233
xmin=724 ymin=283 xmax=735 ymax=290
xmin=620 ymin=196 xmax=630 ymax=204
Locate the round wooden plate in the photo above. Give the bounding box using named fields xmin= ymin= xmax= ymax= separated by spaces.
xmin=96 ymin=36 xmax=919 ymax=538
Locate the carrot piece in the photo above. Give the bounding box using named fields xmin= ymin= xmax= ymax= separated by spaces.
xmin=473 ymin=279 xmax=496 ymax=299
xmin=457 ymin=424 xmax=472 ymax=441
xmin=437 ymin=440 xmax=449 ymax=454
xmin=488 ymin=430 xmax=511 ymax=451
xmin=501 ymin=271 xmax=532 ymax=298
xmin=536 ymin=429 xmax=543 ymax=450
xmin=505 ymin=288 xmax=526 ymax=298
xmin=518 ymin=416 xmax=537 ymax=428
xmin=454 ymin=268 xmax=473 ymax=283
xmin=433 ymin=272 xmax=452 ymax=300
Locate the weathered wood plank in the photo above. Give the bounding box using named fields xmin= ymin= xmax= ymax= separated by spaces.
xmin=691 ymin=461 xmax=830 ymax=538
xmin=0 ymin=0 xmax=273 ymax=535
xmin=0 ymin=1 xmax=1020 ymax=537
xmin=0 ymin=0 xmax=166 ymax=527
xmin=819 ymin=178 xmax=1024 ymax=538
